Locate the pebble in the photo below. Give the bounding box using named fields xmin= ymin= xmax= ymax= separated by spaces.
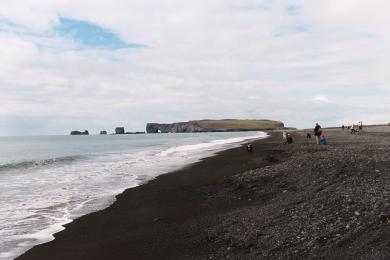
xmin=354 ymin=211 xmax=360 ymax=216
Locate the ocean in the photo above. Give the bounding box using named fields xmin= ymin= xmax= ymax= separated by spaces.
xmin=0 ymin=131 xmax=267 ymax=259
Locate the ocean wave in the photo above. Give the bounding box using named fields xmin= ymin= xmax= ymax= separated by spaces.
xmin=0 ymin=155 xmax=86 ymax=172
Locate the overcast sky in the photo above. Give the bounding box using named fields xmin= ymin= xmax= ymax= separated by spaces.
xmin=1 ymin=0 xmax=389 ymax=135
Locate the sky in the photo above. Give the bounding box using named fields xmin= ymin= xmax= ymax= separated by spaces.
xmin=0 ymin=0 xmax=390 ymax=135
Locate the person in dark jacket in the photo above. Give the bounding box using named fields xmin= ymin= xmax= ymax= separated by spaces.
xmin=314 ymin=123 xmax=322 ymax=145
xmin=286 ymin=133 xmax=293 ymax=144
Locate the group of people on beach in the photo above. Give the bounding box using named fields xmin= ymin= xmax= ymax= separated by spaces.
xmin=282 ymin=131 xmax=294 ymax=144
xmin=342 ymin=121 xmax=363 ymax=134
xmin=248 ymin=122 xmax=329 ymax=153
xmin=314 ymin=123 xmax=327 ymax=145
xmin=282 ymin=123 xmax=327 ymax=145
xmin=249 ymin=120 xmax=365 ymax=152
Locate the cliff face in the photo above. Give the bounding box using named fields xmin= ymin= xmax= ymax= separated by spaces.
xmin=146 ymin=119 xmax=284 ymax=133
xmin=115 ymin=127 xmax=125 ymax=134
xmin=146 ymin=122 xmax=203 ymax=133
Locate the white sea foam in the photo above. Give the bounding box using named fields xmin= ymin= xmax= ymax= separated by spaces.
xmin=0 ymin=131 xmax=267 ymax=259
xmin=159 ymin=131 xmax=268 ymax=156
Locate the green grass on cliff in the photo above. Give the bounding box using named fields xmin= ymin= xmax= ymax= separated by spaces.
xmin=193 ymin=119 xmax=284 ymax=130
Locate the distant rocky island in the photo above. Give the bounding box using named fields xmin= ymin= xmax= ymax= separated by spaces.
xmin=70 ymin=127 xmax=145 ymax=135
xmin=70 ymin=130 xmax=89 ymax=135
xmin=146 ymin=119 xmax=286 ymax=133
xmin=115 ymin=127 xmax=145 ymax=135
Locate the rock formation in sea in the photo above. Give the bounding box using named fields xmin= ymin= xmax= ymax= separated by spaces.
xmin=125 ymin=131 xmax=146 ymax=134
xmin=146 ymin=119 xmax=285 ymax=133
xmin=115 ymin=127 xmax=125 ymax=134
xmin=70 ymin=130 xmax=89 ymax=135
xmin=100 ymin=131 xmax=107 ymax=135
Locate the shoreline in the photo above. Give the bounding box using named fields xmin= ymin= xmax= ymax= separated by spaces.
xmin=1 ymin=131 xmax=267 ymax=260
xmin=17 ymin=128 xmax=390 ymax=259
xmin=17 ymin=133 xmax=278 ymax=259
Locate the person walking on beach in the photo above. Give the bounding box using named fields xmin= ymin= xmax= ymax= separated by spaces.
xmin=282 ymin=131 xmax=287 ymax=143
xmin=314 ymin=123 xmax=322 ymax=145
xmin=286 ymin=133 xmax=293 ymax=144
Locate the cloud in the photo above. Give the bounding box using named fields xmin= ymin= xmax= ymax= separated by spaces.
xmin=0 ymin=0 xmax=390 ymax=135
xmin=311 ymin=96 xmax=331 ymax=103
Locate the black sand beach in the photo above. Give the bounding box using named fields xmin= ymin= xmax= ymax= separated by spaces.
xmin=18 ymin=127 xmax=390 ymax=259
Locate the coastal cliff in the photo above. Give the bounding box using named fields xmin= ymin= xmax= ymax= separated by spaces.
xmin=146 ymin=119 xmax=284 ymax=133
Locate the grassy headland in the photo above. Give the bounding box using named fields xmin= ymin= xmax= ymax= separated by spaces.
xmin=146 ymin=119 xmax=286 ymax=133
xmin=194 ymin=119 xmax=284 ymax=131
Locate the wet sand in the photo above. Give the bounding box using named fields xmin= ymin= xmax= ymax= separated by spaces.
xmin=18 ymin=127 xmax=390 ymax=259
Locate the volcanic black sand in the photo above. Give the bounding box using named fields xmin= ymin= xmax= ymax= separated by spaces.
xmin=18 ymin=127 xmax=390 ymax=260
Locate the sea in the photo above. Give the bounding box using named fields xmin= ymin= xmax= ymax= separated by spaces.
xmin=0 ymin=131 xmax=267 ymax=259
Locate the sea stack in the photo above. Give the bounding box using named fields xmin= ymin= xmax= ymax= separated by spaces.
xmin=100 ymin=131 xmax=107 ymax=135
xmin=115 ymin=127 xmax=125 ymax=134
xmin=70 ymin=130 xmax=89 ymax=135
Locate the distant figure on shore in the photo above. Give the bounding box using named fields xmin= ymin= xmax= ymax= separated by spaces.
xmin=286 ymin=133 xmax=293 ymax=144
xmin=282 ymin=131 xmax=287 ymax=143
xmin=246 ymin=144 xmax=253 ymax=153
xmin=314 ymin=123 xmax=322 ymax=145
xmin=306 ymin=133 xmax=311 ymax=139
xmin=320 ymin=135 xmax=328 ymax=145
xmin=351 ymin=124 xmax=359 ymax=134
xmin=342 ymin=125 xmax=345 ymax=131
